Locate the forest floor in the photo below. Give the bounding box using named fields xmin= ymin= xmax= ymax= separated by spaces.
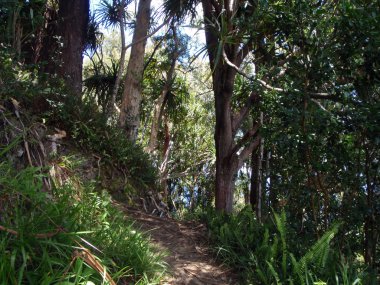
xmin=117 ymin=205 xmax=239 ymax=285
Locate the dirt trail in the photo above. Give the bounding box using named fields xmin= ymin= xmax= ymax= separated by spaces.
xmin=119 ymin=206 xmax=238 ymax=285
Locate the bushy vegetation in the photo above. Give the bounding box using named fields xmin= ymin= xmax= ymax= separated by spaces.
xmin=200 ymin=207 xmax=376 ymax=284
xmin=52 ymin=93 xmax=158 ymax=189
xmin=0 ymin=160 xmax=166 ymax=284
xmin=0 ymin=45 xmax=157 ymax=192
xmin=1 ymin=0 xmax=379 ymax=283
xmin=0 ymin=45 xmax=165 ymax=284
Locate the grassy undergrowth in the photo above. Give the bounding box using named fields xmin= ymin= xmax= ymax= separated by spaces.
xmin=199 ymin=207 xmax=375 ymax=285
xmin=0 ymin=46 xmax=167 ymax=284
xmin=53 ymin=93 xmax=158 ymax=190
xmin=0 ymin=45 xmax=157 ymax=195
xmin=0 ymin=161 xmax=166 ymax=284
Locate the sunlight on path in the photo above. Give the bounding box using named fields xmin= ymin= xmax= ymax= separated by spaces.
xmin=118 ymin=206 xmax=238 ymax=285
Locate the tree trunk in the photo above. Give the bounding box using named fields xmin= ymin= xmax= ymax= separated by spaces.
xmin=244 ymin=163 xmax=250 ymax=205
xmin=202 ymin=0 xmax=239 ymax=213
xmin=33 ymin=3 xmax=59 ymax=72
xmin=213 ymin=79 xmax=233 ymax=212
xmin=159 ymin=117 xmax=171 ymax=198
xmin=201 ymin=0 xmax=261 ymax=213
xmin=147 ymin=26 xmax=178 ymax=153
xmin=250 ymin=114 xmax=264 ymax=222
xmin=213 ymin=67 xmax=238 ymax=213
xmin=119 ymin=0 xmax=152 ymax=141
xmin=57 ymin=0 xmax=89 ymax=95
xmin=108 ymin=0 xmax=127 ymax=117
xmin=147 ymin=91 xmax=167 ymax=152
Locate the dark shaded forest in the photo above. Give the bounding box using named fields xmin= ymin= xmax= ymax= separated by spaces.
xmin=0 ymin=0 xmax=379 ymax=284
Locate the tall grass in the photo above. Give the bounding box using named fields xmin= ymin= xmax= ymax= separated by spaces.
xmin=0 ymin=161 xmax=166 ymax=284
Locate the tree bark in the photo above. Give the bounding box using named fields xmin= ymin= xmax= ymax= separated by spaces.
xmin=57 ymin=0 xmax=89 ymax=95
xmin=108 ymin=0 xmax=127 ymax=117
xmin=250 ymin=113 xmax=264 ymax=221
xmin=33 ymin=3 xmax=58 ymax=71
xmin=213 ymin=67 xmax=238 ymax=213
xmin=201 ymin=0 xmax=260 ymax=212
xmin=147 ymin=25 xmax=179 ymax=153
xmin=159 ymin=117 xmax=171 ymax=198
xmin=147 ymin=91 xmax=166 ymax=152
xmin=119 ymin=0 xmax=152 ymax=141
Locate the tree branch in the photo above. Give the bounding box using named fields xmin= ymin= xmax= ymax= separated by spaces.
xmin=232 ymin=91 xmax=259 ymax=135
xmin=123 ymin=17 xmax=171 ymax=52
xmin=309 ymin=93 xmax=336 ymax=100
xmin=236 ymin=38 xmax=253 ymax=67
xmin=223 ymin=49 xmax=335 ymax=99
xmin=166 ymin=157 xmax=213 ymax=179
xmin=143 ymin=32 xmax=166 ymax=71
xmin=230 ymin=122 xmax=260 ymax=157
xmin=238 ymin=135 xmax=261 ymax=170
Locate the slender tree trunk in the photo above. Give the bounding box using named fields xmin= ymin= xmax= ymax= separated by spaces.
xmin=57 ymin=0 xmax=89 ymax=95
xmin=244 ymin=163 xmax=250 ymax=205
xmin=250 ymin=113 xmax=264 ymax=221
xmin=363 ymin=142 xmax=377 ymax=268
xmin=189 ymin=176 xmax=199 ymax=211
xmin=159 ymin=117 xmax=171 ymax=198
xmin=119 ymin=0 xmax=152 ymax=141
xmin=10 ymin=4 xmax=22 ymax=59
xmin=147 ymin=91 xmax=167 ymax=152
xmin=264 ymin=150 xmax=271 ymax=209
xmin=147 ymin=31 xmax=178 ymax=152
xmin=108 ymin=0 xmax=126 ymax=117
xmin=250 ymin=149 xmax=258 ymax=208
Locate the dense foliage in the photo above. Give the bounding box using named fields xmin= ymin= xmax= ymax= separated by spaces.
xmin=0 ymin=0 xmax=379 ymax=283
xmin=200 ymin=208 xmax=376 ymax=284
xmin=0 ymin=44 xmax=164 ymax=283
xmin=0 ymin=161 xmax=165 ymax=284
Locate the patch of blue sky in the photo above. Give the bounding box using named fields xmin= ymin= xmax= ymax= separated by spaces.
xmin=89 ymin=0 xmax=206 ymax=56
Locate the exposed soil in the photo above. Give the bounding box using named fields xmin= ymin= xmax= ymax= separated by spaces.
xmin=118 ymin=206 xmax=239 ymax=285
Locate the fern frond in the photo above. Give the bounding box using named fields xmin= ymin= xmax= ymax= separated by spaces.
xmin=299 ymin=223 xmax=340 ymax=274
xmin=274 ymin=211 xmax=288 ymax=278
xmin=290 ymin=253 xmax=305 ymax=285
xmin=266 ymin=260 xmax=282 ymax=285
xmin=256 ymin=267 xmax=269 ymax=285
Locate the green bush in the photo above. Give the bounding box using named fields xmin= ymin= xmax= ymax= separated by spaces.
xmin=50 ymin=89 xmax=158 ymax=192
xmin=202 ymin=207 xmax=369 ymax=284
xmin=0 ymin=162 xmax=166 ymax=284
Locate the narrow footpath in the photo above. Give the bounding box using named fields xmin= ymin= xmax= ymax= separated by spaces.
xmin=119 ymin=206 xmax=239 ymax=285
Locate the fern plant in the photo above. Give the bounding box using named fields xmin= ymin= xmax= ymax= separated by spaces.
xmin=203 ymin=208 xmax=365 ymax=285
xmin=254 ymin=212 xmax=341 ymax=285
